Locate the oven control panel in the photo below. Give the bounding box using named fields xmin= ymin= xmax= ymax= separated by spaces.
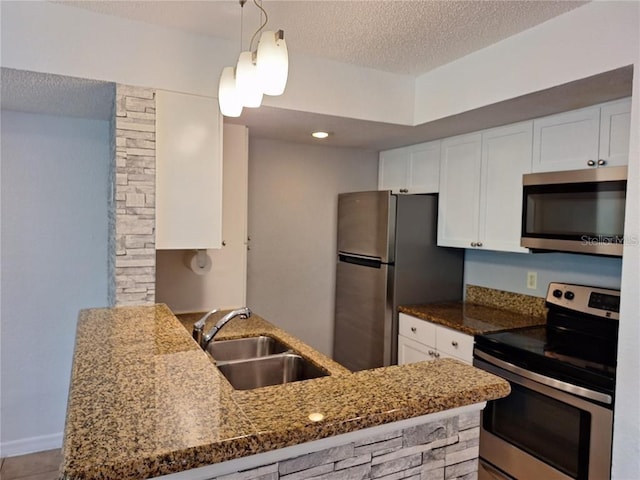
xmin=546 ymin=282 xmax=620 ymax=320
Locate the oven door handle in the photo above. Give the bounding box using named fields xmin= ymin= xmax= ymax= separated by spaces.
xmin=474 ymin=350 xmax=612 ymax=405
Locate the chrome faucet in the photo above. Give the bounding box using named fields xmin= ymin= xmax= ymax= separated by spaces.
xmin=192 ymin=308 xmax=219 ymax=347
xmin=193 ymin=307 xmax=252 ymax=349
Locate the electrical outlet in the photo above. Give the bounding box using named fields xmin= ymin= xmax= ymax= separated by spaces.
xmin=527 ymin=271 xmax=538 ymax=290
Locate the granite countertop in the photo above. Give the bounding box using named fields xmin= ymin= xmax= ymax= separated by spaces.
xmin=399 ymin=301 xmax=547 ymax=336
xmin=61 ymin=304 xmax=510 ymax=480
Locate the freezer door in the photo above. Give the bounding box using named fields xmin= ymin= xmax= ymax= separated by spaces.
xmin=337 ymin=191 xmax=395 ymax=263
xmin=333 ymin=258 xmax=393 ymax=371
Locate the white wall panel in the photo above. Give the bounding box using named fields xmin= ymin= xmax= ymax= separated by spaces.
xmin=414 ymin=2 xmax=640 ymax=125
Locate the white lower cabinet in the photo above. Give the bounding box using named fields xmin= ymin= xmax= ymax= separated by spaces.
xmin=397 ymin=313 xmax=473 ymax=365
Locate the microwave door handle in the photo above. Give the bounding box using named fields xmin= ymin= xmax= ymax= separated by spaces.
xmin=474 ymin=350 xmax=612 ymax=405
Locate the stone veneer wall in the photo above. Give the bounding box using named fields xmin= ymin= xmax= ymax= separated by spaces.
xmin=211 ymin=411 xmax=480 ymax=480
xmin=112 ymin=84 xmax=156 ymax=306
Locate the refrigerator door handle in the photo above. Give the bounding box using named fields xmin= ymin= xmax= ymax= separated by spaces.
xmin=338 ymin=252 xmax=384 ymax=268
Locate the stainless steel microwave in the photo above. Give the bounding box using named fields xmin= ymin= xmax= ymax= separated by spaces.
xmin=521 ymin=166 xmax=627 ymax=256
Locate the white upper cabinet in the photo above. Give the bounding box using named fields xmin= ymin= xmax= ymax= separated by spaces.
xmin=379 ymin=140 xmax=440 ymax=193
xmin=532 ymin=98 xmax=631 ymax=172
xmin=437 ymin=133 xmax=482 ymax=248
xmin=155 ymin=90 xmax=223 ymax=249
xmin=599 ymin=99 xmax=632 ymax=168
xmin=479 ymin=123 xmax=533 ymax=253
xmin=438 ymin=122 xmax=533 ymax=253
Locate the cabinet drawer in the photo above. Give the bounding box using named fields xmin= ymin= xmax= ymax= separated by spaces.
xmin=437 ymin=326 xmax=474 ymax=363
xmin=398 ymin=313 xmax=436 ymax=346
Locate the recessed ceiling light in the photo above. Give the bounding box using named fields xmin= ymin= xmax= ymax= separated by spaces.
xmin=311 ymin=131 xmax=330 ymax=139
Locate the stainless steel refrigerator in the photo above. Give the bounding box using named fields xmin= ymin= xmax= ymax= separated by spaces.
xmin=333 ymin=191 xmax=464 ymax=371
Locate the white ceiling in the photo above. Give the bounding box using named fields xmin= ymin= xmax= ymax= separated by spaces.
xmin=225 ymin=66 xmax=633 ymax=150
xmin=55 ymin=1 xmax=587 ymax=76
xmin=4 ymin=1 xmax=632 ymax=151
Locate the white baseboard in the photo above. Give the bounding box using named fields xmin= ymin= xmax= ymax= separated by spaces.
xmin=0 ymin=432 xmax=63 ymax=458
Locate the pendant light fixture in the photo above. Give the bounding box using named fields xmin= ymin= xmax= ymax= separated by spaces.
xmin=236 ymin=50 xmax=263 ymax=108
xmin=218 ymin=66 xmax=243 ymax=117
xmin=257 ymin=30 xmax=288 ymax=96
xmin=218 ymin=0 xmax=289 ymax=117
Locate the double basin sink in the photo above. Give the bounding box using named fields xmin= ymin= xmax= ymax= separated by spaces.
xmin=205 ymin=335 xmax=328 ymax=390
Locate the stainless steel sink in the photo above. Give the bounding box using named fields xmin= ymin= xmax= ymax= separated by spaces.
xmin=206 ymin=335 xmax=290 ymax=362
xmin=216 ymin=353 xmax=329 ymax=390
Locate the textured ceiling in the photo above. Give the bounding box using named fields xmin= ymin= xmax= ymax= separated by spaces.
xmin=54 ymin=0 xmax=587 ymax=76
xmin=1 ymin=68 xmax=114 ymax=120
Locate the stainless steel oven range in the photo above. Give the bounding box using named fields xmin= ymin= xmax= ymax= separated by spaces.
xmin=473 ymin=282 xmax=619 ymax=480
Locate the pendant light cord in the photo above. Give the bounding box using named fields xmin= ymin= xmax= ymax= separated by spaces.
xmin=249 ymin=0 xmax=268 ymax=53
xmin=239 ymin=0 xmax=246 ymax=51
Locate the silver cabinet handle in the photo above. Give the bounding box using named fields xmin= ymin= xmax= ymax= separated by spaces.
xmin=428 ymin=350 xmax=436 ymax=356
xmin=451 ymin=340 xmax=458 ymax=347
xmin=598 ymin=159 xmax=607 ymax=166
xmin=587 ymin=159 xmax=596 ymax=167
xmin=410 ymin=327 xmax=417 ymax=333
xmin=399 ymin=188 xmax=409 ymax=193
xmin=477 ymin=242 xmax=483 ymax=247
xmin=470 ymin=242 xmax=477 ymax=247
xmin=434 ymin=352 xmax=440 ymax=358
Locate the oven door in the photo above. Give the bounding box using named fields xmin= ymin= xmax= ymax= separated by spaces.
xmin=474 ymin=353 xmax=613 ymax=480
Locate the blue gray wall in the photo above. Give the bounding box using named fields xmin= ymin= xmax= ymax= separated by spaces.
xmin=464 ymin=249 xmax=622 ymax=297
xmin=1 ymin=110 xmax=110 ymax=454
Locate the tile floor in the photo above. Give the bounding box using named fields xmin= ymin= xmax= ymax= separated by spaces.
xmin=0 ymin=449 xmax=62 ymax=480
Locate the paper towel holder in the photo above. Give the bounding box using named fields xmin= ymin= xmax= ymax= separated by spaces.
xmin=183 ymin=249 xmax=213 ymax=275
xmin=195 ymin=249 xmax=208 ymax=268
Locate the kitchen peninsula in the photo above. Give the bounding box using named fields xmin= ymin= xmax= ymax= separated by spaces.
xmin=60 ymin=305 xmax=509 ymax=480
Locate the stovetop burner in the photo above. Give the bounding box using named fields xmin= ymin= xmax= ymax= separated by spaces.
xmin=474 ymin=326 xmax=616 ymax=399
xmin=474 ymin=283 xmax=620 ymax=402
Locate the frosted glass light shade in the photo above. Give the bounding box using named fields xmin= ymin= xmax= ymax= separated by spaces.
xmin=218 ymin=66 xmax=243 ymax=117
xmin=236 ymin=51 xmax=263 ymax=108
xmin=257 ymin=30 xmax=288 ymax=96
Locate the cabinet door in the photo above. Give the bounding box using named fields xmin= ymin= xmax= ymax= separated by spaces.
xmin=437 ymin=133 xmax=482 ymax=248
xmin=532 ymin=106 xmax=600 ymax=172
xmin=155 ymin=90 xmax=222 ymax=249
xmin=407 ymin=141 xmax=440 ymax=193
xmin=479 ymin=122 xmax=532 ymax=253
xmin=599 ymin=98 xmax=631 ymax=167
xmin=397 ymin=335 xmax=435 ymax=365
xmin=379 ymin=148 xmax=409 ymax=193
xmin=208 ymin=124 xmax=248 ymax=307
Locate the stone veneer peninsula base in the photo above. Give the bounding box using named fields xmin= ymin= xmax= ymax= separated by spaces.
xmin=162 ymin=405 xmax=482 ymax=480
